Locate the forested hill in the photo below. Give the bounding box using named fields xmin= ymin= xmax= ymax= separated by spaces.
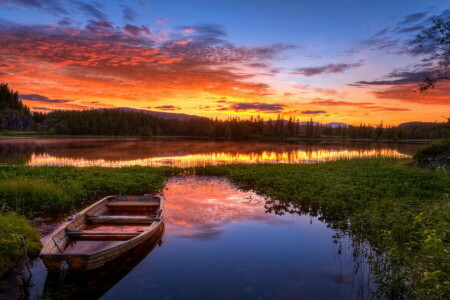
xmin=31 ymin=108 xmax=448 ymax=140
xmin=0 ymin=83 xmax=32 ymax=130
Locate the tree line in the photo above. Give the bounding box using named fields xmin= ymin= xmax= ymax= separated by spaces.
xmin=0 ymin=83 xmax=32 ymax=130
xmin=1 ymin=82 xmax=447 ymax=140
xmin=32 ymin=109 xmax=448 ymax=140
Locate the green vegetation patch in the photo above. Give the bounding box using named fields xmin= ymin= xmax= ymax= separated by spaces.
xmin=413 ymin=138 xmax=450 ymax=161
xmin=0 ymin=166 xmax=171 ymax=216
xmin=0 ymin=212 xmax=41 ymax=278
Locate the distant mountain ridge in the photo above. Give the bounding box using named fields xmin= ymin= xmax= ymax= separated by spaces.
xmin=96 ymin=108 xmax=438 ymax=129
xmin=398 ymin=121 xmax=439 ymax=127
xmin=98 ymin=107 xmax=204 ymax=120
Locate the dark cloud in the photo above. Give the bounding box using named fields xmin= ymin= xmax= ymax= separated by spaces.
xmin=292 ymin=61 xmax=362 ymax=76
xmin=372 ymin=82 xmax=450 ymax=105
xmin=397 ymin=25 xmax=424 ymax=34
xmin=0 ymin=0 xmax=68 ymax=14
xmin=57 ymin=18 xmax=72 ymax=26
xmin=355 ymin=69 xmax=433 ymax=85
xmin=123 ymin=24 xmax=151 ymax=37
xmin=120 ymin=5 xmax=137 ymax=22
xmin=399 ymin=12 xmax=427 ymax=25
xmin=75 ymin=2 xmax=107 ymax=20
xmin=220 ymin=102 xmax=286 ymax=112
xmin=307 ymin=99 xmax=411 ymax=111
xmin=32 ymin=106 xmax=53 ymax=111
xmin=21 ymin=94 xmax=73 ymax=103
xmin=247 ymin=63 xmax=269 ymax=68
xmin=154 ymin=105 xmax=181 ymax=111
xmin=301 ymin=110 xmax=326 ymax=114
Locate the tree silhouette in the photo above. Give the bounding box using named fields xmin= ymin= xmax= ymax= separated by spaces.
xmin=415 ymin=17 xmax=450 ymax=92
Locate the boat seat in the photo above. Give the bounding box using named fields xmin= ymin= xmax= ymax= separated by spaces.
xmin=66 ymin=229 xmax=143 ymax=240
xmin=87 ymin=215 xmax=157 ymax=224
xmin=107 ymin=201 xmax=160 ymax=207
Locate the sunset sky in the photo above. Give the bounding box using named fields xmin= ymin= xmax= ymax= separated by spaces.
xmin=0 ymin=0 xmax=449 ymax=125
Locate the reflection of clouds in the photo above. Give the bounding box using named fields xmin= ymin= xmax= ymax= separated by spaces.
xmin=163 ymin=176 xmax=275 ymax=240
xmin=0 ymin=138 xmax=418 ymax=167
xmin=27 ymin=148 xmax=410 ymax=167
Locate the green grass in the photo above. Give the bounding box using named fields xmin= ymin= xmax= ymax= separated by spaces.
xmin=0 ymin=212 xmax=41 ymax=278
xmin=0 ymin=166 xmax=172 ymax=216
xmin=0 ymin=130 xmax=48 ymax=136
xmin=0 ymin=158 xmax=448 ymax=298
xmin=413 ymin=138 xmax=450 ymax=161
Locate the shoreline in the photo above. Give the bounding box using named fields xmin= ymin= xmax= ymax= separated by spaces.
xmin=0 ymin=133 xmax=438 ymax=144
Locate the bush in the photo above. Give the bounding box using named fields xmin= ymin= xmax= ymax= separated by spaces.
xmin=0 ymin=178 xmax=71 ymax=215
xmin=0 ymin=212 xmax=41 ymax=278
xmin=413 ymin=138 xmax=450 ymax=161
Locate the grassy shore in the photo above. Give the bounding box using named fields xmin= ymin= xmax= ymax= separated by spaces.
xmin=0 ymin=158 xmax=448 ymax=298
xmin=0 ymin=212 xmax=41 ymax=278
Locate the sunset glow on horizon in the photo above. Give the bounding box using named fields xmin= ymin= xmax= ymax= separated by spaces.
xmin=0 ymin=0 xmax=449 ymax=125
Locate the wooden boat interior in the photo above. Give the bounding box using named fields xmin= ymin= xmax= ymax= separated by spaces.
xmin=43 ymin=195 xmax=162 ymax=256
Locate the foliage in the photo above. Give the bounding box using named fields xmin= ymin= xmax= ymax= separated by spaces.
xmin=32 ymin=108 xmax=448 ymax=140
xmin=0 ymin=130 xmax=46 ymax=136
xmin=0 ymin=83 xmax=32 ymax=131
xmin=0 ymin=212 xmax=41 ymax=278
xmin=414 ymin=17 xmax=450 ymax=92
xmin=0 ymin=166 xmax=171 ymax=216
xmin=413 ymin=138 xmax=450 ymax=161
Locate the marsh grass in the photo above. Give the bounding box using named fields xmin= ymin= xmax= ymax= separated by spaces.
xmin=0 ymin=212 xmax=41 ymax=278
xmin=413 ymin=138 xmax=450 ymax=161
xmin=0 ymin=158 xmax=448 ymax=298
xmin=0 ymin=166 xmax=171 ymax=215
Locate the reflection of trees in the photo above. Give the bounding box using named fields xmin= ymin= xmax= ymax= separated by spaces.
xmin=0 ymin=142 xmax=36 ymax=164
xmin=0 ymin=138 xmax=421 ymax=165
xmin=264 ymin=197 xmax=409 ymax=299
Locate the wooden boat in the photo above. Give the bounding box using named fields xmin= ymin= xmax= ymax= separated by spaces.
xmin=42 ymin=224 xmax=164 ymax=299
xmin=40 ymin=195 xmax=164 ymax=273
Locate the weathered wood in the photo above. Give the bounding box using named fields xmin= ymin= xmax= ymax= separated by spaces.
xmin=106 ymin=201 xmax=159 ymax=207
xmin=40 ymin=195 xmax=165 ymax=272
xmin=87 ymin=215 xmax=156 ymax=224
xmin=67 ymin=230 xmax=142 ymax=236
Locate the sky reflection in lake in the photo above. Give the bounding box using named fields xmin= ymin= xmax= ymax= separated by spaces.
xmin=0 ymin=138 xmax=418 ymax=167
xmin=100 ymin=176 xmax=375 ymax=300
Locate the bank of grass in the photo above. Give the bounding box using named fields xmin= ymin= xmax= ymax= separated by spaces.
xmin=0 ymin=158 xmax=448 ymax=298
xmin=0 ymin=212 xmax=41 ymax=278
xmin=0 ymin=130 xmax=47 ymax=136
xmin=0 ymin=166 xmax=171 ymax=216
xmin=413 ymin=137 xmax=450 ymax=161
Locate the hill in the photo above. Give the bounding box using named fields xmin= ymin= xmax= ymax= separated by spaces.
xmin=101 ymin=107 xmax=204 ymax=120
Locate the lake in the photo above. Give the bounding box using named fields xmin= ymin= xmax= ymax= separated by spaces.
xmin=29 ymin=176 xmax=378 ymax=300
xmin=0 ymin=137 xmax=421 ymax=167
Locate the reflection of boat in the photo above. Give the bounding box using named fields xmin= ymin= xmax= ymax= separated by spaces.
xmin=40 ymin=195 xmax=164 ymax=272
xmin=42 ymin=223 xmax=164 ymax=300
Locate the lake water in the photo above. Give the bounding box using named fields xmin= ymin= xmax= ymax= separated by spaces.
xmin=29 ymin=176 xmax=377 ymax=300
xmin=0 ymin=138 xmax=420 ymax=167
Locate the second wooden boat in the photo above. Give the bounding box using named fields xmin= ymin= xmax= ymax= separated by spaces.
xmin=40 ymin=195 xmax=164 ymax=273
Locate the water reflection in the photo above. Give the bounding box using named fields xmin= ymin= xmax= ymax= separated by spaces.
xmin=0 ymin=138 xmax=419 ymax=167
xmin=100 ymin=176 xmax=375 ymax=299
xmin=28 ymin=176 xmax=377 ymax=299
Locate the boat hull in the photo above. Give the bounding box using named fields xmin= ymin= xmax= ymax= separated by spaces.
xmin=40 ymin=195 xmax=165 ymax=273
